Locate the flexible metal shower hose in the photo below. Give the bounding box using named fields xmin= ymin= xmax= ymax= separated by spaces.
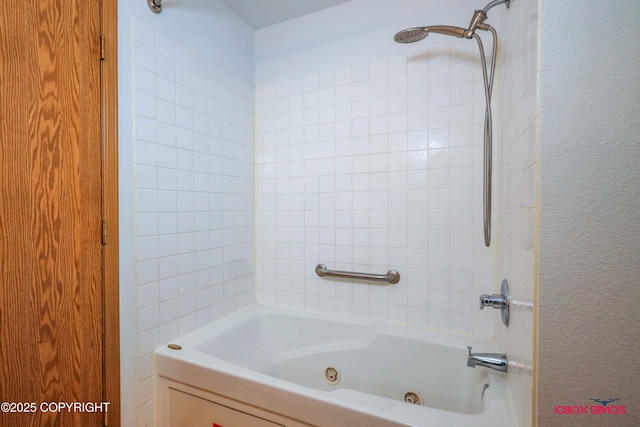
xmin=472 ymin=27 xmax=497 ymax=247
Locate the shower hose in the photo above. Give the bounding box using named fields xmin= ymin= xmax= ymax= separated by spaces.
xmin=472 ymin=27 xmax=497 ymax=247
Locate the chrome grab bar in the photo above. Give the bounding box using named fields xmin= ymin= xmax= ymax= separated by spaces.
xmin=315 ymin=264 xmax=400 ymax=285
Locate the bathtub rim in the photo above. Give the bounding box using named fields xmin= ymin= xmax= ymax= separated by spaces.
xmin=154 ymin=303 xmax=516 ymax=427
xmin=162 ymin=303 xmax=501 ymax=351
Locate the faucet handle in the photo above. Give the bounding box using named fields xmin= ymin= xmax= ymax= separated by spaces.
xmin=479 ymin=295 xmax=487 ymax=310
xmin=478 ymin=279 xmax=511 ymax=327
xmin=479 ymin=294 xmax=506 ymax=310
xmin=467 ymin=346 xmax=473 ymax=356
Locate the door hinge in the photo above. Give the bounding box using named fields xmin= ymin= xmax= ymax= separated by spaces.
xmin=101 ymin=220 xmax=107 ymax=245
xmin=100 ymin=35 xmax=106 ymax=60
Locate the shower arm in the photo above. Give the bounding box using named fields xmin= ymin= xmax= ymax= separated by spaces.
xmin=483 ymin=0 xmax=511 ymax=13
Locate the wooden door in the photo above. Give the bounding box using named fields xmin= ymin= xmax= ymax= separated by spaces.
xmin=0 ymin=1 xmax=108 ymax=426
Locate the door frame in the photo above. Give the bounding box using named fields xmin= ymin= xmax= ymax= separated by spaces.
xmin=101 ymin=0 xmax=120 ymax=425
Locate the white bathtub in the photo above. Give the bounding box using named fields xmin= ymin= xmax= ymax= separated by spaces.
xmin=154 ymin=305 xmax=516 ymax=427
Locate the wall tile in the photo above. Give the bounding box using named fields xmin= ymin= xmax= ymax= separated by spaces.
xmin=132 ymin=19 xmax=254 ymax=426
xmin=256 ymin=49 xmax=495 ymax=335
xmin=494 ymin=2 xmax=539 ymax=426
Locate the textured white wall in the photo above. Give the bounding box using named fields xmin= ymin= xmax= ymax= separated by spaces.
xmin=538 ymin=1 xmax=640 ymax=426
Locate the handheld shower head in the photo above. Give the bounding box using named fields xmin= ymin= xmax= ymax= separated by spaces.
xmin=395 ymin=0 xmax=511 ymax=44
xmin=393 ymin=0 xmax=511 ymax=247
xmin=394 ymin=28 xmax=428 ymax=43
xmin=394 ymin=25 xmax=467 ymax=43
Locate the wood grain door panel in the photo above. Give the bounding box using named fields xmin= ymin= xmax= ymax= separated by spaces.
xmin=0 ymin=1 xmax=104 ymax=425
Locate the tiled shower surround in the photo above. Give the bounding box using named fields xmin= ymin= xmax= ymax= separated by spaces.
xmin=125 ymin=2 xmax=538 ymax=425
xmin=255 ymin=46 xmax=496 ymax=336
xmin=131 ymin=18 xmax=254 ymax=425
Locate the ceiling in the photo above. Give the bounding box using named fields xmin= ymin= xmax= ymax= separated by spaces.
xmin=222 ymin=0 xmax=352 ymax=29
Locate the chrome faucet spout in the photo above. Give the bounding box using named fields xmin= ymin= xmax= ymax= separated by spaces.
xmin=466 ymin=346 xmax=508 ymax=373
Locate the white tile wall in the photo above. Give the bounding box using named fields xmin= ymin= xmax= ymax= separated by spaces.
xmin=255 ymin=44 xmax=496 ymax=336
xmin=131 ymin=18 xmax=254 ymax=426
xmin=123 ymin=1 xmax=538 ymax=424
xmin=494 ymin=1 xmax=539 ymax=426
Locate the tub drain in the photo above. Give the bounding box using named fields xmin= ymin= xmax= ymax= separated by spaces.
xmin=324 ymin=366 xmax=341 ymax=385
xmin=404 ymin=391 xmax=423 ymax=406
